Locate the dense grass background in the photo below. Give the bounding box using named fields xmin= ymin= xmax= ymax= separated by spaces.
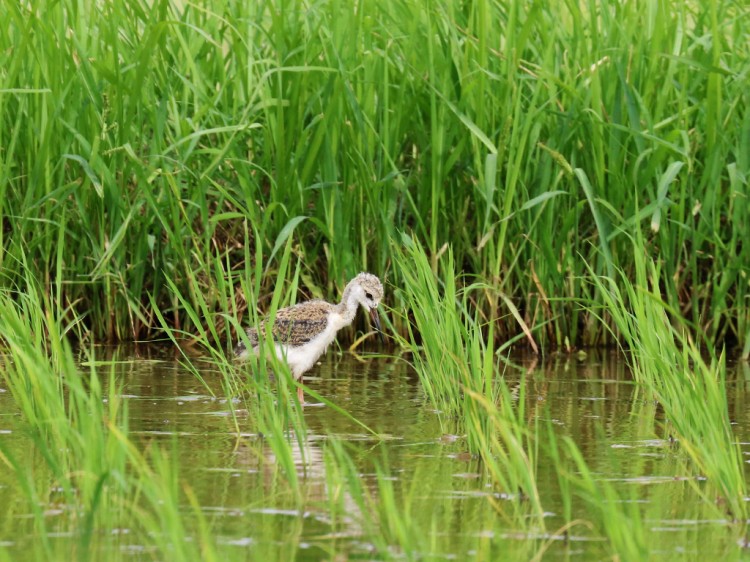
xmin=1 ymin=0 xmax=747 ymax=350
xmin=3 ymin=3 xmax=748 ymax=557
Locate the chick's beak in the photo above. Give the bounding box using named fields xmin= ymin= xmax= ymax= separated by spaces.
xmin=369 ymin=307 xmax=384 ymax=343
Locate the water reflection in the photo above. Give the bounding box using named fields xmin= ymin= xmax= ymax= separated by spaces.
xmin=1 ymin=346 xmax=749 ymax=560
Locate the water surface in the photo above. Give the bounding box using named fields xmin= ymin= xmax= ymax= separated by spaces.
xmin=1 ymin=348 xmax=749 ymax=560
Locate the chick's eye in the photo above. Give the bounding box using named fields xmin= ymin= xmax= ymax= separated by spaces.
xmin=365 ymin=292 xmax=373 ymax=300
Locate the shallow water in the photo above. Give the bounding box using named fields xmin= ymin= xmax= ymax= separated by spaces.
xmin=1 ymin=348 xmax=749 ymax=560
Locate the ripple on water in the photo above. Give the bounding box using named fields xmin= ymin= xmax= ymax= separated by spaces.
xmin=1 ymin=347 xmax=749 ymax=561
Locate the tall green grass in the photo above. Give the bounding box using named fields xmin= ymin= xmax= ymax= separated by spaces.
xmin=393 ymin=237 xmax=545 ymax=521
xmin=589 ymin=237 xmax=748 ymax=520
xmin=0 ymin=0 xmax=747 ymax=351
xmin=1 ymin=0 xmax=747 ymax=554
xmin=393 ymin=239 xmax=650 ymax=558
xmin=0 ymin=253 xmax=377 ymax=559
xmin=0 ymin=284 xmax=227 ymax=560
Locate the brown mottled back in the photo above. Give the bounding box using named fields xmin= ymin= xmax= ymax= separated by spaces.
xmin=234 ymin=300 xmax=333 ymax=355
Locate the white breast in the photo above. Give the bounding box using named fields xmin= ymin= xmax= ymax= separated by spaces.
xmin=277 ymin=313 xmax=343 ymax=379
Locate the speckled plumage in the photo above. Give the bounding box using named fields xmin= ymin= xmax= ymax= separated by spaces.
xmin=238 ymin=300 xmax=335 ymax=349
xmin=234 ymin=273 xmax=384 ymax=397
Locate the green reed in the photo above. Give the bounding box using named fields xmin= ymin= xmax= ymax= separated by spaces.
xmin=0 ymin=0 xmax=746 ymax=351
xmin=322 ymin=428 xmax=648 ymax=561
xmin=393 ymin=238 xmax=541 ymax=514
xmin=323 ymin=438 xmax=548 ymax=560
xmin=0 ymin=286 xmax=129 ymax=544
xmin=552 ymin=435 xmax=648 ymax=560
xmin=393 ymin=237 xmax=654 ymax=557
xmin=0 ymin=285 xmax=228 ymax=561
xmin=1 ymin=1 xmax=747 ymax=553
xmin=589 ymin=236 xmax=748 ymax=520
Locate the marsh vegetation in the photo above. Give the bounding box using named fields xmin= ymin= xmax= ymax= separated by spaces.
xmin=1 ymin=0 xmax=748 ymax=559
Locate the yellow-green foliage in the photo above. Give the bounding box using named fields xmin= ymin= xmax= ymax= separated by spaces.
xmin=0 ymin=0 xmax=746 ymax=350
